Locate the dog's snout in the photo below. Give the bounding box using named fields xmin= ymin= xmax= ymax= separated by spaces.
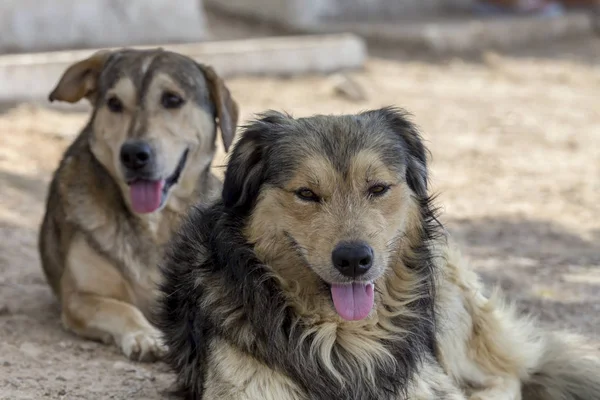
xmin=332 ymin=241 xmax=374 ymax=278
xmin=120 ymin=141 xmax=153 ymax=170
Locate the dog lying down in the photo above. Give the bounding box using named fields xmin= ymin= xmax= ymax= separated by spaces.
xmin=157 ymin=108 xmax=600 ymax=399
xmin=39 ymin=48 xmax=238 ymax=361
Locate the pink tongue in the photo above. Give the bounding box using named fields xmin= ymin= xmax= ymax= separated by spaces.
xmin=129 ymin=180 xmax=164 ymax=214
xmin=330 ymin=282 xmax=375 ymax=321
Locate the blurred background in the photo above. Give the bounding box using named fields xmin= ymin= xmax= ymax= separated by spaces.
xmin=1 ymin=1 xmax=599 ymax=399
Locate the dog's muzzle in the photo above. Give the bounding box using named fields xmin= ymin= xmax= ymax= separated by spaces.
xmin=327 ymin=241 xmax=376 ymax=322
xmin=121 ymin=144 xmax=189 ymax=214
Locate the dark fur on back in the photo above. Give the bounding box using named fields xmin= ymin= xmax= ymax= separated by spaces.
xmin=156 ymin=108 xmax=445 ymax=399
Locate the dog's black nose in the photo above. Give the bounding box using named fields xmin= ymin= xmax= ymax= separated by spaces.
xmin=120 ymin=141 xmax=153 ymax=170
xmin=332 ymin=241 xmax=374 ymax=278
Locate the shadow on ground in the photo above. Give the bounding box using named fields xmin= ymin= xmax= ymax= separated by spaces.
xmin=448 ymin=217 xmax=600 ymax=266
xmin=447 ymin=216 xmax=600 ymax=339
xmin=0 ymin=169 xmax=48 ymax=200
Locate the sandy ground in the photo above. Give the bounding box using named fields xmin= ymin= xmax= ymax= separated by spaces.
xmin=1 ymin=29 xmax=600 ymax=399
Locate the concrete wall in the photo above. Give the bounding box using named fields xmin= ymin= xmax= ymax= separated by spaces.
xmin=206 ymin=0 xmax=473 ymax=27
xmin=0 ymin=0 xmax=207 ymax=54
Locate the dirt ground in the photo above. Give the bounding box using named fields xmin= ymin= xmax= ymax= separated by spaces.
xmin=1 ymin=32 xmax=600 ymax=399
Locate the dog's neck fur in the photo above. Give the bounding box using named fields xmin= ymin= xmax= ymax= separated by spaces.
xmin=167 ymin=142 xmax=217 ymax=208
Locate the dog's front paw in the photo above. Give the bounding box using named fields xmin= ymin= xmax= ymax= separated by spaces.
xmin=119 ymin=327 xmax=167 ymax=362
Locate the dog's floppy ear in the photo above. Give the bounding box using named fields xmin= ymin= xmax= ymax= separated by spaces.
xmin=48 ymin=50 xmax=112 ymax=104
xmin=222 ymin=112 xmax=287 ymax=211
xmin=198 ymin=64 xmax=239 ymax=153
xmin=374 ymin=107 xmax=429 ymax=197
xmin=222 ymin=123 xmax=265 ymax=211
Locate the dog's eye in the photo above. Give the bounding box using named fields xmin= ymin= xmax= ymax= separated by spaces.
xmin=368 ymin=184 xmax=390 ymax=198
xmin=295 ymin=188 xmax=320 ymax=202
xmin=106 ymin=96 xmax=123 ymax=113
xmin=161 ymin=92 xmax=185 ymax=109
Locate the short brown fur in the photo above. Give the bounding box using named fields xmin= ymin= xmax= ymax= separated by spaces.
xmin=39 ymin=48 xmax=239 ymax=361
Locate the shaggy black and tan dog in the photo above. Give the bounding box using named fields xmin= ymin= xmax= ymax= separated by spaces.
xmin=157 ymin=108 xmax=600 ymax=399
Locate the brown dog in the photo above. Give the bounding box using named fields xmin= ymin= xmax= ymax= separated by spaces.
xmin=39 ymin=48 xmax=238 ymax=361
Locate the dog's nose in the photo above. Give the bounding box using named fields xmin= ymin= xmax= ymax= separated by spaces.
xmin=120 ymin=141 xmax=153 ymax=170
xmin=332 ymin=241 xmax=374 ymax=278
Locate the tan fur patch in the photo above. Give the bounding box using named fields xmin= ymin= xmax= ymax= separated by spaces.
xmin=435 ymin=242 xmax=545 ymax=398
xmin=204 ymin=339 xmax=306 ymax=400
xmin=91 ymin=76 xmax=137 ymax=184
xmin=247 ymin=150 xmax=411 ymax=288
xmin=60 ymin=235 xmax=165 ymax=361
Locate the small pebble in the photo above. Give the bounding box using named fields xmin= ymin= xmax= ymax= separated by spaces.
xmin=330 ymin=73 xmax=367 ymax=102
xmin=7 ymin=378 xmax=19 ymax=387
xmin=112 ymin=361 xmax=137 ymax=372
xmin=19 ymin=342 xmax=43 ymax=358
xmin=77 ymin=342 xmax=97 ymax=351
xmin=133 ymin=369 xmax=154 ymax=381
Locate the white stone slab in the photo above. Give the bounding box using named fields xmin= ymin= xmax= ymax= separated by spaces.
xmin=0 ymin=34 xmax=367 ymax=102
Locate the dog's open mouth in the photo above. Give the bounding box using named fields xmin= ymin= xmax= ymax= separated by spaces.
xmin=128 ymin=149 xmax=189 ymax=214
xmin=328 ymin=281 xmax=375 ymax=321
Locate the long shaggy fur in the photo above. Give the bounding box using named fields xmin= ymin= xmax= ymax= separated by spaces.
xmin=156 ymin=107 xmax=600 ymax=400
xmin=159 ymin=203 xmax=440 ymax=399
xmin=523 ymin=332 xmax=600 ymax=400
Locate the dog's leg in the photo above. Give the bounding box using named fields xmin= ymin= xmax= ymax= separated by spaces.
xmin=440 ymin=256 xmax=600 ymax=399
xmin=61 ymin=291 xmax=165 ymax=361
xmin=60 ymin=235 xmax=165 ymax=362
xmin=436 ymin=245 xmax=531 ymax=400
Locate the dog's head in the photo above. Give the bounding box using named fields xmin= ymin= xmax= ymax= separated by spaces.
xmin=224 ymin=107 xmax=429 ymax=322
xmin=49 ymin=49 xmax=238 ymax=214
